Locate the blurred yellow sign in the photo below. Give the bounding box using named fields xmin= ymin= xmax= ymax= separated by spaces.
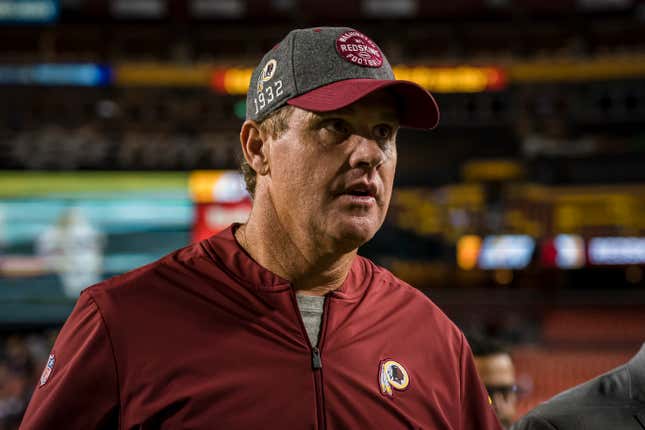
xmin=188 ymin=170 xmax=250 ymax=203
xmin=509 ymin=56 xmax=645 ymax=82
xmin=211 ymin=68 xmax=254 ymax=95
xmin=457 ymin=235 xmax=482 ymax=270
xmin=393 ymin=66 xmax=506 ymax=93
xmin=111 ymin=55 xmax=645 ymax=89
xmin=209 ymin=66 xmax=507 ymax=95
xmin=115 ymin=63 xmax=212 ymax=86
xmin=462 ymin=159 xmax=524 ymax=182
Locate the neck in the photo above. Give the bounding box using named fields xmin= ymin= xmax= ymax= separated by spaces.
xmin=235 ymin=202 xmax=356 ymax=297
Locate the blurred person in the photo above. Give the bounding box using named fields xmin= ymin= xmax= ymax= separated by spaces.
xmin=36 ymin=207 xmax=104 ymax=298
xmin=470 ymin=335 xmax=518 ymax=429
xmin=512 ymin=343 xmax=645 ymax=430
xmin=20 ymin=27 xmax=500 ymax=429
xmin=3 ymin=338 xmax=33 ymax=378
xmin=0 ymin=363 xmax=30 ymax=430
xmin=0 ymin=337 xmax=34 ymax=430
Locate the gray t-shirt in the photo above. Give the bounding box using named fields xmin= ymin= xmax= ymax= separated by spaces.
xmin=295 ymin=294 xmax=325 ymax=347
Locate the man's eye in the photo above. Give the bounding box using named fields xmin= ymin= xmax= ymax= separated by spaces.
xmin=373 ymin=124 xmax=393 ymax=139
xmin=326 ymin=119 xmax=351 ymax=135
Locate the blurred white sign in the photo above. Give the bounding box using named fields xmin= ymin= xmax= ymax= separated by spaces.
xmin=111 ymin=0 xmax=166 ymax=18
xmin=191 ymin=0 xmax=245 ymax=18
xmin=479 ymin=235 xmax=535 ymax=270
xmin=577 ymin=0 xmax=631 ymax=10
xmin=589 ymin=237 xmax=645 ymax=265
xmin=362 ymin=0 xmax=417 ymax=17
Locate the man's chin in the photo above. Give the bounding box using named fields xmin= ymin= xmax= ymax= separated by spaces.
xmin=328 ymin=217 xmax=380 ymax=252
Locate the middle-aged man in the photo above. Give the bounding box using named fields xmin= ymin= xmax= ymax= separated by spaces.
xmin=470 ymin=335 xmax=518 ymax=429
xmin=20 ymin=27 xmax=502 ymax=429
xmin=512 ymin=342 xmax=645 ymax=430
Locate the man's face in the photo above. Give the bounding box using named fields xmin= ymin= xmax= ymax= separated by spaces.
xmin=263 ymin=91 xmax=399 ymax=253
xmin=474 ymin=353 xmax=517 ymax=428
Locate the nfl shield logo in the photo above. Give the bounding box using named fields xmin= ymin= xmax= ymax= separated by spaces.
xmin=40 ymin=354 xmax=55 ymax=387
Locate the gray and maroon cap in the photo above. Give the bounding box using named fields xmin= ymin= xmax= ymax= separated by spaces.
xmin=246 ymin=27 xmax=440 ymax=129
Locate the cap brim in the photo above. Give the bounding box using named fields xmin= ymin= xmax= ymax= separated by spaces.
xmin=287 ymin=79 xmax=439 ymax=130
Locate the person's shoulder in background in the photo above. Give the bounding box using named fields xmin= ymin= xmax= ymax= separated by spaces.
xmin=511 ymin=360 xmax=645 ymax=430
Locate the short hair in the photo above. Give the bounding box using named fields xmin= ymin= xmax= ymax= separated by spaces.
xmin=468 ymin=334 xmax=509 ymax=357
xmin=240 ymin=104 xmax=295 ymax=198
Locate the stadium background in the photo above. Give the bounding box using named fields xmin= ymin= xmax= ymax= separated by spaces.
xmin=1 ymin=0 xmax=645 ymax=426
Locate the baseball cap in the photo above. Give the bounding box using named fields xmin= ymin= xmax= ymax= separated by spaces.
xmin=246 ymin=27 xmax=440 ymax=129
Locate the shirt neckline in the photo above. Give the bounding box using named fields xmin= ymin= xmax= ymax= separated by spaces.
xmin=202 ymin=224 xmax=373 ymax=301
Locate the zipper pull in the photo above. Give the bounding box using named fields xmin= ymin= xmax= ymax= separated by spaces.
xmin=312 ymin=347 xmax=322 ymax=370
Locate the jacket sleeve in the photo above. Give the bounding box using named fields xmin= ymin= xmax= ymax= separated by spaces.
xmin=510 ymin=415 xmax=559 ymax=430
xmin=458 ymin=334 xmax=503 ymax=430
xmin=19 ymin=291 xmax=119 ymax=429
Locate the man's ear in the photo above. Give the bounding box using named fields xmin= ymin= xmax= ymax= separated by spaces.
xmin=240 ymin=120 xmax=270 ymax=176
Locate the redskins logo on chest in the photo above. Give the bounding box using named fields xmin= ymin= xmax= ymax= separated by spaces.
xmin=379 ymin=359 xmax=410 ymax=397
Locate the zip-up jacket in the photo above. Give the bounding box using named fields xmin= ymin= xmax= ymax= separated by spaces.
xmin=20 ymin=225 xmax=502 ymax=430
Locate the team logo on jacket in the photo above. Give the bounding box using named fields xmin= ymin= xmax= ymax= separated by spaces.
xmin=39 ymin=353 xmax=55 ymax=387
xmin=379 ymin=359 xmax=409 ymax=396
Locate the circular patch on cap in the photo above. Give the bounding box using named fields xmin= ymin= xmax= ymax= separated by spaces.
xmin=335 ymin=30 xmax=383 ymax=68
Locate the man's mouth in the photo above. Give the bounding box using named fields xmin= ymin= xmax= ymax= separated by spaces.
xmin=339 ymin=182 xmax=378 ymax=201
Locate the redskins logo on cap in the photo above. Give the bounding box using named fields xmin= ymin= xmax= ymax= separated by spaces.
xmin=335 ymin=30 xmax=383 ymax=68
xmin=379 ymin=359 xmax=410 ymax=397
xmin=257 ymin=59 xmax=277 ymax=93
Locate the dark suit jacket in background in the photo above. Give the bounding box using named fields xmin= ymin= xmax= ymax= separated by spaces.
xmin=511 ymin=343 xmax=645 ymax=430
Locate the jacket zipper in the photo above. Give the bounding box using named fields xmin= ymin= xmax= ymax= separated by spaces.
xmin=290 ymin=289 xmax=330 ymax=430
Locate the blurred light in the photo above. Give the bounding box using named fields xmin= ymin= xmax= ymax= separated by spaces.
xmin=554 ymin=234 xmax=585 ymax=269
xmin=362 ymin=0 xmax=417 ymax=17
xmin=478 ymin=235 xmax=535 ymax=270
xmin=0 ymin=64 xmax=110 ymax=86
xmin=457 ymin=235 xmax=482 ymax=270
xmin=210 ymin=66 xmax=506 ymax=95
xmin=493 ymin=269 xmax=513 ymax=285
xmin=393 ymin=66 xmax=507 ymax=93
xmin=115 ymin=64 xmax=211 ymax=87
xmin=233 ymin=100 xmax=246 ymax=120
xmin=211 ymin=68 xmax=253 ymax=95
xmin=204 ymin=205 xmax=249 ymax=230
xmin=589 ymin=237 xmax=645 ymax=265
xmin=578 ymin=0 xmax=631 ymax=11
xmin=462 ymin=159 xmax=524 ymax=182
xmin=0 ymin=0 xmax=58 ymax=23
xmin=111 ymin=0 xmax=165 ymax=18
xmin=625 ymin=266 xmax=643 ymax=284
xmin=510 ymin=57 xmax=645 ymax=83
xmin=189 ymin=170 xmax=249 ymax=204
xmin=543 ymin=234 xmax=587 ymax=269
xmin=271 ymin=0 xmax=296 ymax=12
xmin=0 ymin=171 xmax=187 ymax=197
xmin=190 ymin=0 xmax=245 ymax=18
xmin=96 ymin=100 xmax=119 ymax=119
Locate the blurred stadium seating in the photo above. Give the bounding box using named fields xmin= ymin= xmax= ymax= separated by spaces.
xmin=1 ymin=0 xmax=645 ymax=426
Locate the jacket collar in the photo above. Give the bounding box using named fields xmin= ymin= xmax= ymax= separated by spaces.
xmin=628 ymin=343 xmax=645 ymax=403
xmin=203 ymin=224 xmax=372 ymax=301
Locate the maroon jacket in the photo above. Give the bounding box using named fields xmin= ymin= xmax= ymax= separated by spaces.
xmin=21 ymin=226 xmax=501 ymax=430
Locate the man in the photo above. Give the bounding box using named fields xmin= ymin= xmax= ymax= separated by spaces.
xmin=20 ymin=27 xmax=501 ymax=429
xmin=512 ymin=343 xmax=645 ymax=430
xmin=470 ymin=335 xmax=518 ymax=429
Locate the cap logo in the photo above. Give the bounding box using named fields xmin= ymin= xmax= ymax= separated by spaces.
xmin=335 ymin=30 xmax=383 ymax=68
xmin=379 ymin=359 xmax=409 ymax=397
xmin=257 ymin=59 xmax=277 ymax=93
xmin=39 ymin=353 xmax=55 ymax=387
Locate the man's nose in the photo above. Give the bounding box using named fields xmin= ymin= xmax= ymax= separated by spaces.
xmin=348 ymin=135 xmax=384 ymax=170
